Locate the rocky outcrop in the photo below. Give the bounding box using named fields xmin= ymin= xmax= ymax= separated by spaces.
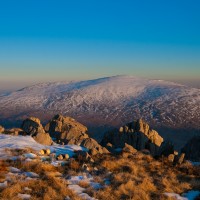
xmin=122 ymin=143 xmax=137 ymax=158
xmin=21 ymin=117 xmax=53 ymax=145
xmin=45 ymin=114 xmax=108 ymax=155
xmin=102 ymin=119 xmax=164 ymax=156
xmin=45 ymin=114 xmax=88 ymax=144
xmin=0 ymin=125 xmax=5 ymax=133
xmin=182 ymin=136 xmax=200 ymax=162
xmin=123 ymin=143 xmax=137 ymax=154
xmin=80 ymin=138 xmax=109 ymax=155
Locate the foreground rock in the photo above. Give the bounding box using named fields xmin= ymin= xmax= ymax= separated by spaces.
xmin=182 ymin=136 xmax=200 ymax=162
xmin=21 ymin=117 xmax=53 ymax=145
xmin=45 ymin=114 xmax=88 ymax=144
xmin=45 ymin=114 xmax=108 ymax=155
xmin=102 ymin=119 xmax=165 ymax=156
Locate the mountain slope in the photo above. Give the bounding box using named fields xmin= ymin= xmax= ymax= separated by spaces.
xmin=0 ymin=75 xmax=200 ymax=148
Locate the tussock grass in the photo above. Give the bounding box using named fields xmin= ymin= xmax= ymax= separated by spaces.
xmin=1 ymin=150 xmax=199 ymax=200
xmin=87 ymin=152 xmax=199 ymax=200
xmin=0 ymin=160 xmax=8 ymax=182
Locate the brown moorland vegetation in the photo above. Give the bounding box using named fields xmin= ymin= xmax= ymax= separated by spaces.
xmin=0 ymin=150 xmax=199 ymax=200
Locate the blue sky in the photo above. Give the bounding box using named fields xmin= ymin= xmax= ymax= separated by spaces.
xmin=0 ymin=0 xmax=200 ymax=90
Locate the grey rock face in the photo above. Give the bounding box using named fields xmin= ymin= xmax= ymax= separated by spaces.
xmin=45 ymin=114 xmax=88 ymax=144
xmin=45 ymin=114 xmax=107 ymax=155
xmin=21 ymin=117 xmax=53 ymax=145
xmin=102 ymin=119 xmax=164 ymax=156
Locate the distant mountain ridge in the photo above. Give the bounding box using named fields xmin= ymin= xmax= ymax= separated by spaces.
xmin=0 ymin=75 xmax=200 ymax=148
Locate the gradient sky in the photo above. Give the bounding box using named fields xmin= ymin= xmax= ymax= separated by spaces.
xmin=0 ymin=0 xmax=200 ymax=91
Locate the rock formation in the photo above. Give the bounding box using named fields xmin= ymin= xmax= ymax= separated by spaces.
xmin=21 ymin=117 xmax=53 ymax=145
xmin=45 ymin=114 xmax=88 ymax=144
xmin=45 ymin=114 xmax=108 ymax=155
xmin=102 ymin=119 xmax=164 ymax=156
xmin=182 ymin=136 xmax=200 ymax=162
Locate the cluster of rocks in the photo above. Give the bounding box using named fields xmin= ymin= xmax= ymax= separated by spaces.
xmin=44 ymin=114 xmax=109 ymax=155
xmin=102 ymin=119 xmax=170 ymax=156
xmin=1 ymin=115 xmax=199 ymax=162
xmin=21 ymin=117 xmax=53 ymax=145
xmin=167 ymin=151 xmax=185 ymax=165
xmin=0 ymin=114 xmax=107 ymax=156
xmin=45 ymin=114 xmax=88 ymax=145
xmin=181 ymin=136 xmax=200 ymax=162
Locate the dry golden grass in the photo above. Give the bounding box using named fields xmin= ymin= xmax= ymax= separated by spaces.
xmin=0 ymin=177 xmax=82 ymax=200
xmin=0 ymin=160 xmax=8 ymax=182
xmin=69 ymin=159 xmax=81 ymax=172
xmin=0 ymin=160 xmax=82 ymax=200
xmin=11 ymin=160 xmax=57 ymax=175
xmin=1 ymin=150 xmax=199 ymax=200
xmin=88 ymin=152 xmax=199 ymax=200
xmin=5 ymin=147 xmax=36 ymax=156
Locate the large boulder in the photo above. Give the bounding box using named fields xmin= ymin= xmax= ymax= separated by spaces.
xmin=45 ymin=114 xmax=107 ymax=155
xmin=81 ymin=138 xmax=109 ymax=155
xmin=21 ymin=117 xmax=53 ymax=145
xmin=102 ymin=119 xmax=164 ymax=156
xmin=45 ymin=114 xmax=88 ymax=144
xmin=182 ymin=136 xmax=200 ymax=162
xmin=22 ymin=117 xmax=45 ymax=136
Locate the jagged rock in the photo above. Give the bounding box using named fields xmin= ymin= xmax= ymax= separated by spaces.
xmin=81 ymin=138 xmax=108 ymax=155
xmin=22 ymin=117 xmax=44 ymax=135
xmin=45 ymin=114 xmax=88 ymax=144
xmin=57 ymin=154 xmax=64 ymax=160
xmin=177 ymin=153 xmax=185 ymax=164
xmin=45 ymin=115 xmax=107 ymax=155
xmin=0 ymin=125 xmax=5 ymax=133
xmin=102 ymin=119 xmax=164 ymax=156
xmin=21 ymin=117 xmax=53 ymax=145
xmin=182 ymin=136 xmax=200 ymax=162
xmin=122 ymin=143 xmax=137 ymax=158
xmin=168 ymin=154 xmax=175 ymax=162
xmin=174 ymin=151 xmax=179 ymax=156
xmin=123 ymin=143 xmax=137 ymax=154
xmin=89 ymin=148 xmax=99 ymax=156
xmin=64 ymin=154 xmax=70 ymax=159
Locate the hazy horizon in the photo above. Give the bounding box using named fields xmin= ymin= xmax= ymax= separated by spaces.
xmin=0 ymin=75 xmax=200 ymax=94
xmin=0 ymin=1 xmax=200 ymax=91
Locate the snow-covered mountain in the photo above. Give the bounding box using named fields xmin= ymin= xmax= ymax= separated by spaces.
xmin=0 ymin=75 xmax=200 ymax=147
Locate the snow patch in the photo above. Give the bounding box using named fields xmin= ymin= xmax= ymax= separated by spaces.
xmin=18 ymin=193 xmax=31 ymax=200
